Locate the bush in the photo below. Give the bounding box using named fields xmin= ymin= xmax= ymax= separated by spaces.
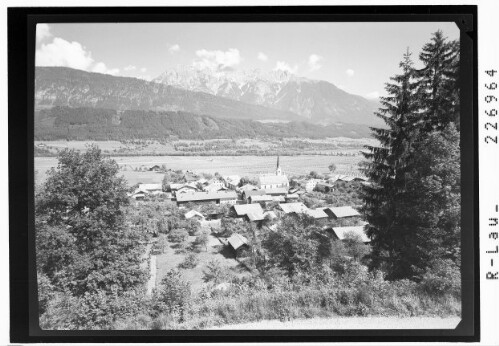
xmin=419 ymin=259 xmax=460 ymax=297
xmin=178 ymin=253 xmax=200 ymax=269
xmin=168 ymin=228 xmax=189 ymax=243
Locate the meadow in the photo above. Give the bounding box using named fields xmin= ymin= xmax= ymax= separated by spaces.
xmin=35 ymin=154 xmax=364 ymax=186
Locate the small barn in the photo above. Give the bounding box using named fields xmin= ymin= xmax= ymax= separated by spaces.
xmin=329 ymin=225 xmax=370 ymax=244
xmin=184 ymin=210 xmax=205 ymax=220
xmin=227 ymin=233 xmax=249 ymax=258
xmin=326 ymin=206 xmax=361 ymax=219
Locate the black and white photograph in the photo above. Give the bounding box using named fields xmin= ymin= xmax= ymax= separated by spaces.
xmin=31 ymin=19 xmax=465 ymax=331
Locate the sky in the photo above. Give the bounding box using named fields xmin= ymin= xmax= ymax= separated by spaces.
xmin=35 ymin=22 xmax=459 ymax=99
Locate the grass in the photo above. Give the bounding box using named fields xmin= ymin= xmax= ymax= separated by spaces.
xmin=155 ymin=234 xmax=251 ymax=292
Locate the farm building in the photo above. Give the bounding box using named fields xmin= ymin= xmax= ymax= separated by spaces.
xmin=223 ymin=175 xmax=241 ymax=189
xmin=285 ymin=193 xmax=300 ymax=202
xmin=305 ymin=208 xmax=329 ymax=220
xmin=184 ymin=210 xmax=205 ymax=220
xmin=328 ymin=224 xmax=370 ymax=244
xmin=148 ymin=165 xmax=162 ymax=172
xmin=243 ymin=189 xmax=266 ymax=202
xmin=239 ymin=184 xmax=259 ymax=192
xmin=182 ymin=171 xmax=199 ymax=182
xmin=264 ymin=187 xmax=288 ymax=196
xmin=138 ymin=183 xmax=163 ymax=193
xmin=176 ymin=185 xmax=199 ymax=194
xmin=249 ymin=195 xmax=273 ymax=206
xmin=315 ymin=182 xmax=335 ymax=193
xmin=227 ymin=233 xmax=249 ymax=257
xmin=279 ymin=202 xmax=309 ymax=215
xmin=325 ymin=206 xmax=361 ymax=219
xmin=168 ymin=183 xmax=184 ymax=191
xmin=176 ymin=190 xmax=238 ymax=205
xmin=232 ymin=204 xmax=265 ymax=222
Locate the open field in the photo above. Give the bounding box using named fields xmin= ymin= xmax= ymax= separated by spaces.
xmin=35 ymin=154 xmax=364 ymax=186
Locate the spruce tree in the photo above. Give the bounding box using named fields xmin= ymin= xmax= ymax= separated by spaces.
xmin=416 ymin=30 xmax=460 ymax=131
xmin=362 ymin=49 xmax=420 ymax=278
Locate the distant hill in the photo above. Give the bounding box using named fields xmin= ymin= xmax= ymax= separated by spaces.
xmin=35 ymin=107 xmax=373 ymax=141
xmin=154 ymin=65 xmax=381 ymax=126
xmin=35 ymin=67 xmax=303 ymax=122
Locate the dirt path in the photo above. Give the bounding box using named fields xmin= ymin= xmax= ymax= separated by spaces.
xmin=146 ymin=255 xmax=157 ymax=297
xmin=208 ymin=316 xmax=461 ymax=330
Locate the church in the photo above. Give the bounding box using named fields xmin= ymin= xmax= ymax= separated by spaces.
xmin=257 ymin=156 xmax=289 ymax=190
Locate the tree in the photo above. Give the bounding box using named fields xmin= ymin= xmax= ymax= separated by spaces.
xmin=328 ymin=163 xmax=337 ymax=173
xmin=416 ymin=30 xmax=460 ymax=131
xmin=36 ymin=145 xmax=146 ymax=296
xmin=362 ymin=49 xmax=421 ymax=279
xmin=193 ymin=231 xmax=210 ymax=252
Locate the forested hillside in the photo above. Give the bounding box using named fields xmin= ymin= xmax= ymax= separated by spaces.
xmin=35 ymin=107 xmax=372 ymax=140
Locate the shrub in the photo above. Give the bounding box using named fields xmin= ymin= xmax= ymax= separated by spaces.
xmin=156 ymin=270 xmax=192 ymax=316
xmin=168 ymin=228 xmax=189 ymax=243
xmin=178 ymin=253 xmax=200 ymax=269
xmin=419 ymin=259 xmax=460 ymax=297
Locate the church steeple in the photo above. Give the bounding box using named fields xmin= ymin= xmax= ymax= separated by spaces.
xmin=276 ymin=156 xmax=282 ymax=176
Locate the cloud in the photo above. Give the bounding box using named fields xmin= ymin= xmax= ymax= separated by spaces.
xmin=168 ymin=44 xmax=180 ymax=54
xmin=36 ymin=37 xmax=120 ymax=76
xmin=36 ymin=37 xmax=95 ymax=70
xmin=36 ymin=24 xmax=52 ymax=43
xmin=273 ymin=61 xmax=298 ymax=74
xmin=257 ymin=52 xmax=268 ymax=62
xmin=92 ymin=62 xmax=120 ymax=76
xmin=346 ymin=69 xmax=355 ymax=77
xmin=366 ymin=91 xmax=380 ymax=99
xmin=194 ymin=48 xmax=241 ymax=70
xmin=308 ymin=54 xmax=323 ymax=72
xmin=140 ymin=67 xmax=147 ymax=73
xmin=124 ymin=65 xmax=136 ymax=71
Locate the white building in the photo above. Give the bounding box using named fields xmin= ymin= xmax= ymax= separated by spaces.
xmin=258 ymin=156 xmax=289 ymax=190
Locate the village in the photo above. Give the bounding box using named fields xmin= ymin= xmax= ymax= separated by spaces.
xmin=127 ymin=157 xmax=372 ymax=294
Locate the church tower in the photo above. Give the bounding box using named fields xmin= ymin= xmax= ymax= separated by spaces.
xmin=275 ymin=156 xmax=282 ymax=176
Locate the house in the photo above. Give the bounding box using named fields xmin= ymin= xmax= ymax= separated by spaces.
xmin=239 ymin=183 xmax=259 ymax=192
xmin=271 ymin=196 xmax=286 ymax=203
xmin=305 ymin=208 xmax=329 ymax=220
xmin=242 ymin=189 xmax=266 ymax=202
xmin=329 ymin=224 xmax=370 ymax=244
xmin=176 ymin=185 xmax=198 ymax=194
xmin=168 ymin=183 xmax=185 ymax=192
xmin=205 ymin=179 xmax=225 ymax=190
xmin=304 ymin=179 xmax=320 ymax=192
xmin=285 ymin=193 xmax=300 ymax=202
xmin=223 ymin=175 xmax=241 ymax=189
xmin=176 ymin=190 xmax=238 ymax=205
xmin=325 ymin=206 xmax=361 ymax=219
xmin=148 ymin=165 xmax=162 ymax=172
xmin=138 ymin=183 xmax=163 ymax=193
xmin=249 ymin=195 xmax=273 ymax=206
xmin=258 ymin=156 xmax=289 ymax=189
xmin=227 ymin=233 xmax=249 ymax=257
xmin=315 ymin=182 xmax=335 ymax=193
xmin=264 ymin=187 xmax=288 ymax=196
xmin=232 ymin=204 xmax=264 ymax=221
xmin=279 ymin=202 xmax=309 ymax=215
xmin=288 ymin=187 xmax=300 ymax=194
xmin=182 ymin=171 xmax=199 ymax=183
xmin=184 ymin=210 xmax=205 ymax=220
xmin=204 ymin=183 xmax=226 ymax=192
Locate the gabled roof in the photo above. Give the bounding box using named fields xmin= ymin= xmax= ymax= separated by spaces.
xmin=223 ymin=175 xmax=241 ymax=184
xmin=176 ymin=190 xmax=237 ymax=202
xmin=138 ymin=183 xmax=162 ymax=191
xmin=185 ymin=210 xmax=205 ymax=219
xmin=247 ymin=212 xmax=265 ymax=221
xmin=169 ymin=183 xmax=185 ymax=190
xmin=331 ymin=225 xmax=370 ymax=243
xmin=328 ymin=206 xmax=360 ymax=218
xmin=264 ymin=187 xmax=288 ymax=195
xmin=249 ymin=195 xmax=274 ymax=203
xmin=306 ymin=208 xmax=329 ymax=219
xmin=233 ymin=204 xmax=264 ymax=216
xmin=258 ymin=174 xmax=289 ymax=186
xmin=243 ymin=189 xmax=266 ymax=198
xmin=239 ymin=184 xmax=259 ymax=191
xmin=227 ymin=233 xmax=248 ymax=250
xmin=279 ymin=202 xmax=309 ymax=214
